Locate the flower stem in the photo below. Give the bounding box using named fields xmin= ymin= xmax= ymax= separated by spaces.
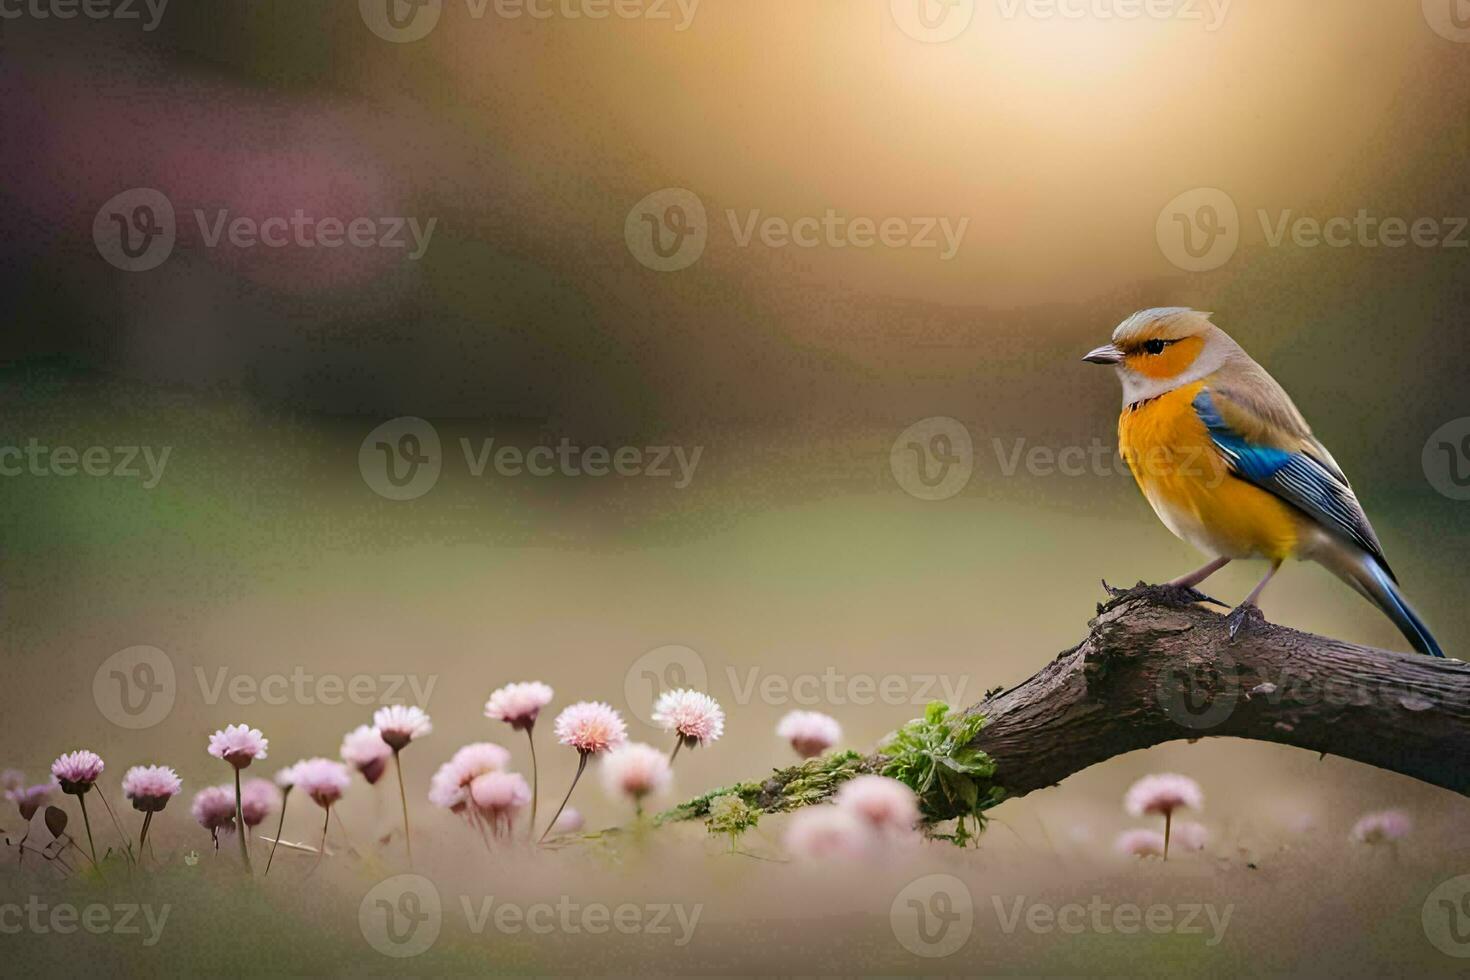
xmin=1163 ymin=809 xmax=1172 ymax=861
xmin=234 ymin=768 xmax=253 ymax=873
xmin=668 ymin=737 xmax=684 ymax=764
xmin=394 ymin=751 xmax=413 ymax=869
xmin=333 ymin=808 xmax=360 ymax=857
xmin=311 ymin=805 xmax=330 ymax=873
xmin=77 ymin=795 xmax=99 ymax=869
xmin=138 ymin=811 xmax=153 ymax=862
xmin=538 ymin=751 xmax=588 ymax=843
xmin=526 ymin=726 xmax=540 ymax=843
xmin=264 ymin=788 xmax=291 ymax=876
xmin=97 ymin=788 xmax=134 ymax=867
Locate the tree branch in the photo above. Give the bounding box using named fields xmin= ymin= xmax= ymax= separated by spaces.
xmin=972 ymin=584 xmax=1469 ymax=798
xmin=664 ymin=585 xmax=1470 ymax=825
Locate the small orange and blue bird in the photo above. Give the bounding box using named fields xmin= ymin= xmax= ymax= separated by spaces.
xmin=1084 ymin=307 xmax=1444 ymax=657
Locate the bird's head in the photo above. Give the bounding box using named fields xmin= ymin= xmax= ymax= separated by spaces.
xmin=1083 ymin=307 xmax=1231 ymax=404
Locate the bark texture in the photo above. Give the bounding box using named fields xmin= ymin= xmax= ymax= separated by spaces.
xmin=972 ymin=585 xmax=1470 ymax=798
xmin=668 ymin=586 xmax=1470 ymax=823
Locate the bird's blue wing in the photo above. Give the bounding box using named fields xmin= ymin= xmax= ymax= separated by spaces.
xmin=1193 ymin=388 xmax=1393 ymax=576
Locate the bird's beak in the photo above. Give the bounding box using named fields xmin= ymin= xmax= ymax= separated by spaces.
xmin=1082 ymin=344 xmax=1124 ymax=365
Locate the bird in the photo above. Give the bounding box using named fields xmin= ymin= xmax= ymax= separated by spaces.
xmin=1083 ymin=307 xmax=1443 ymax=657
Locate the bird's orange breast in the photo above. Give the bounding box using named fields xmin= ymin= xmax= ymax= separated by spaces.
xmin=1118 ymin=382 xmax=1299 ymax=561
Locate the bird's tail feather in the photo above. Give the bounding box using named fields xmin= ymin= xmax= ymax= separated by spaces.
xmin=1327 ymin=550 xmax=1445 ymax=658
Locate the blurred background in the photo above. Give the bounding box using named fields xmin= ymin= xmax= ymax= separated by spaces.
xmin=2 ymin=0 xmax=1469 ymax=973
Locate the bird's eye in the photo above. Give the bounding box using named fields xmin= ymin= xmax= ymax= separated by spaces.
xmin=1143 ymin=339 xmax=1169 ymax=355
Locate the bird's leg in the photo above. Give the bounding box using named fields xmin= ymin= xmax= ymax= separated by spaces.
xmin=1167 ymin=557 xmax=1230 ymax=590
xmin=1227 ymin=561 xmax=1281 ymax=642
xmin=1165 ymin=557 xmax=1232 ymax=607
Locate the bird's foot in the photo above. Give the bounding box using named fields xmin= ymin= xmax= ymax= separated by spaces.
xmin=1173 ymin=586 xmax=1230 ymax=609
xmin=1226 ymin=602 xmax=1266 ymax=644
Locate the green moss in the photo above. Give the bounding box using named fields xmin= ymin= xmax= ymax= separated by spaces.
xmin=659 ymin=704 xmax=1004 ymax=847
xmin=655 ymin=751 xmax=873 ymax=825
xmin=878 ymin=701 xmax=1003 ymax=845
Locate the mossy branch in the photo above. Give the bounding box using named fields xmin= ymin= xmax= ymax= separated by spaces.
xmin=660 ymin=586 xmax=1470 ymax=838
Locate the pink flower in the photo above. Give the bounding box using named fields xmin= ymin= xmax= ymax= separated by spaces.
xmin=1173 ymin=821 xmax=1209 ymax=852
xmin=51 ymin=750 xmax=105 ymax=794
xmin=372 ymin=705 xmax=432 ymax=751
xmin=469 ymin=771 xmax=531 ymax=836
xmin=600 ymin=743 xmax=672 ymax=805
xmin=551 ymin=808 xmax=584 ymax=835
xmin=833 ymin=775 xmax=919 ymax=836
xmin=428 ymin=771 xmax=466 ymax=811
xmin=776 ymin=711 xmax=841 ymax=759
xmin=1115 ymin=828 xmax=1166 ymax=858
xmin=8 ymin=783 xmax=55 ymax=821
xmin=292 ymin=758 xmax=352 ymax=808
xmin=274 ymin=764 xmax=300 ymax=790
xmin=207 ymin=724 xmax=269 ymax=769
xmin=241 ymin=778 xmax=282 ymax=827
xmin=783 ymin=806 xmax=872 ymax=861
xmin=554 ymin=701 xmax=628 ymax=755
xmin=340 ymin=725 xmax=392 ymax=784
xmin=191 ymin=786 xmax=237 ymax=837
xmin=652 ymin=689 xmax=725 ymax=747
xmin=1352 ymin=809 xmax=1412 ymax=844
xmin=1 ymin=769 xmax=24 ymax=793
xmin=484 ymin=682 xmax=555 ymax=731
xmin=1124 ymin=774 xmax=1203 ymax=817
xmin=428 ymin=743 xmax=512 ymax=813
xmin=121 ymin=765 xmax=182 ymax=813
xmin=451 ymin=742 xmax=513 ymax=774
